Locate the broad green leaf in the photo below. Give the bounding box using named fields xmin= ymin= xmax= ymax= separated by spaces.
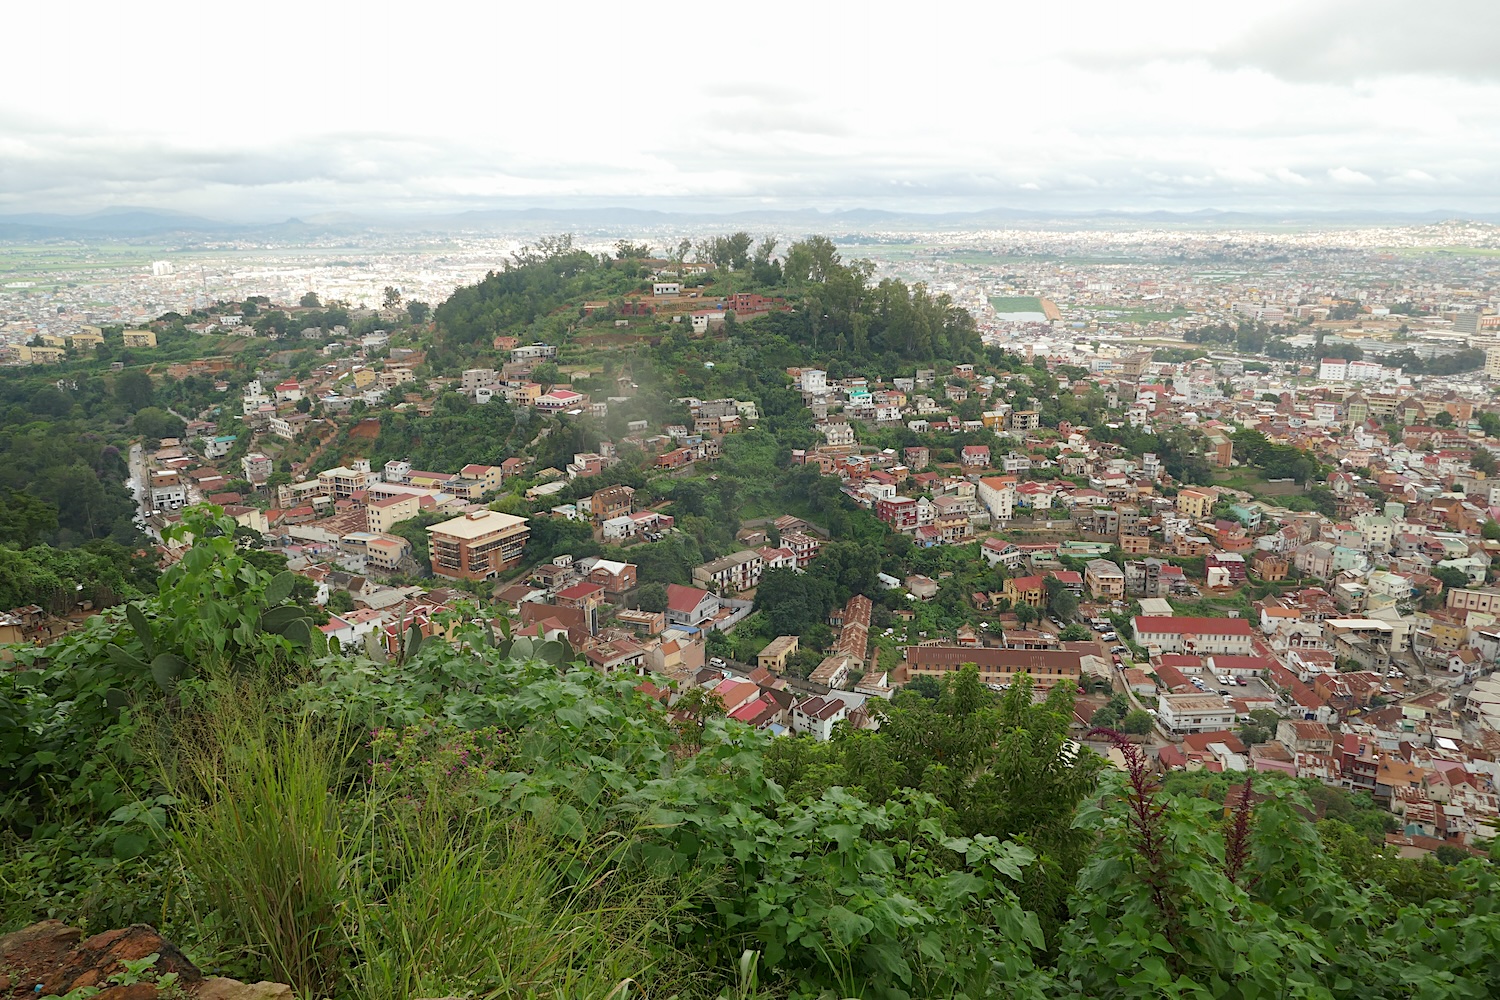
xmin=825 ymin=905 xmax=874 ymax=945
xmin=112 ymin=832 xmax=149 ymax=860
xmin=106 ymin=645 xmax=147 ymax=673
xmin=283 ymin=619 xmax=312 ymax=647
xmin=263 ymin=570 xmax=295 ymax=606
xmin=125 ymin=603 xmax=155 ymax=659
xmin=150 ymin=653 xmax=189 ymax=691
xmin=259 ymin=605 xmax=310 ymax=633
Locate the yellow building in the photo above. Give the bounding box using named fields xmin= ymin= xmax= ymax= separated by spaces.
xmin=1003 ymin=574 xmax=1047 ymax=609
xmin=1176 ymin=488 xmax=1214 ymax=520
xmin=1423 ymin=618 xmax=1469 ymax=652
xmin=366 ymin=493 xmax=422 ymax=534
xmin=350 ymin=368 xmax=377 ymax=389
xmin=758 ymin=635 xmax=800 ymax=673
xmin=72 ymin=327 xmax=105 ymax=349
xmin=122 ymin=329 xmax=157 ymax=348
xmin=507 ymin=382 xmax=543 ymax=405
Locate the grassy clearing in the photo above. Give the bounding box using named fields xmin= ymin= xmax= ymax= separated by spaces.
xmin=988 ymin=295 xmax=1044 ymax=313
xmin=1084 ymin=305 xmax=1191 ymax=324
xmin=1212 ymin=468 xmax=1304 ymax=497
xmin=1384 ymin=245 xmax=1500 ymax=258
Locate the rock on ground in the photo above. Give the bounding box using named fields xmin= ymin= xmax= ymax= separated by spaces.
xmin=0 ymin=920 xmax=290 ymax=1000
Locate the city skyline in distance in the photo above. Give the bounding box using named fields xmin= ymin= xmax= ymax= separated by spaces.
xmin=5 ymin=0 xmax=1500 ymax=221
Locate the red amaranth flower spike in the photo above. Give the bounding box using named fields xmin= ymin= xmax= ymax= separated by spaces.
xmin=1085 ymin=727 xmax=1183 ymax=948
xmin=1223 ymin=771 xmax=1255 ymax=889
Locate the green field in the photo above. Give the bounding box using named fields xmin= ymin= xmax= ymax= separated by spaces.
xmin=988 ymin=295 xmax=1044 ymax=313
xmin=1084 ymin=305 xmax=1191 ymax=324
xmin=1213 ymin=469 xmax=1305 ymax=496
xmin=1383 ymin=245 xmax=1500 ymax=258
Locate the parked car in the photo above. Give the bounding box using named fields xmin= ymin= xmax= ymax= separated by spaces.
xmin=1100 ymin=632 xmax=1117 ymax=641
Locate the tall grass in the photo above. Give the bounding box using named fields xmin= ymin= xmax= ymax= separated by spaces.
xmin=350 ymin=813 xmax=682 ymax=1000
xmin=170 ymin=704 xmax=353 ymax=997
xmin=165 ymin=684 xmax=703 ymax=999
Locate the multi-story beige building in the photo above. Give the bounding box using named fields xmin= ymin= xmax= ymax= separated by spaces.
xmin=1085 ymin=559 xmax=1126 ymax=599
xmin=72 ymin=326 xmax=105 ymax=349
xmin=1447 ymin=587 xmax=1500 ymax=615
xmin=693 ymin=549 xmax=764 ymax=594
xmin=1159 ymin=693 xmax=1235 ymax=733
xmin=588 ymin=484 xmax=636 ymax=525
xmin=976 ymin=476 xmax=1016 ymax=522
xmin=318 ymin=461 xmax=379 ymax=499
xmin=1176 ymin=488 xmax=1214 ymax=520
xmin=427 ymin=510 xmax=530 ymax=581
xmin=366 ymin=493 xmax=423 ymax=534
xmin=122 ymin=329 xmax=157 ymax=348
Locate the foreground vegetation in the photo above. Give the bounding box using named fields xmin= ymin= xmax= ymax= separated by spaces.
xmin=3 ymin=508 xmax=1500 ymax=999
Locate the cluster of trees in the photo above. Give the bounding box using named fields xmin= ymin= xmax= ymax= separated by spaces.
xmin=761 ymin=265 xmax=983 ymax=363
xmin=434 ymin=236 xmax=635 ymax=346
xmin=0 ymin=541 xmax=154 ymax=612
xmin=1087 ymin=692 xmax=1153 ymax=734
xmin=1177 ymin=318 xmax=1488 ymax=378
xmin=1384 ymin=347 xmax=1488 ymax=376
xmin=369 ymin=393 xmax=526 ymax=473
xmin=1182 ymin=319 xmax=1291 ymax=355
xmin=1088 ymin=424 xmax=1216 ymax=485
xmin=1230 ymin=428 xmax=1326 ymax=484
xmin=0 ymin=419 xmax=137 ymax=545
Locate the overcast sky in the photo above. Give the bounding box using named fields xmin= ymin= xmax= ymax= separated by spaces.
xmin=4 ymin=0 xmax=1499 ymax=220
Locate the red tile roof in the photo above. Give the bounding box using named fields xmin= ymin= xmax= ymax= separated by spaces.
xmin=556 ymin=581 xmax=604 ymax=600
xmin=1133 ymin=616 xmax=1254 ymax=636
xmin=666 ymin=583 xmax=713 ymax=614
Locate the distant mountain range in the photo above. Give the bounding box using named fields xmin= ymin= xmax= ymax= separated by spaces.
xmin=2 ymin=204 xmax=1499 ymax=241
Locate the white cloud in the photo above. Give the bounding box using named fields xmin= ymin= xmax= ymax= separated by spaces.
xmin=1327 ymin=167 xmax=1377 ymax=186
xmin=1 ymin=0 xmax=1498 ymax=218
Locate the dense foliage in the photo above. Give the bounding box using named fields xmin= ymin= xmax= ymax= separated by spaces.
xmin=4 ymin=516 xmax=1500 ymax=1000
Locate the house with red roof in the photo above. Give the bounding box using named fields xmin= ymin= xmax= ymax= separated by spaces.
xmin=729 ymin=688 xmax=795 ymax=731
xmin=534 ymin=388 xmax=586 ymax=412
xmin=711 ymin=677 xmax=761 ymax=715
xmin=1003 ymin=574 xmax=1046 ymax=608
xmin=666 ymin=584 xmax=719 ymax=627
xmin=1049 ymin=570 xmax=1083 ymax=596
xmin=960 ymin=445 xmax=990 ymax=468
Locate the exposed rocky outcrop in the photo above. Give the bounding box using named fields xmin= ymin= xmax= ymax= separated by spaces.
xmin=0 ymin=921 xmax=289 ymax=1000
